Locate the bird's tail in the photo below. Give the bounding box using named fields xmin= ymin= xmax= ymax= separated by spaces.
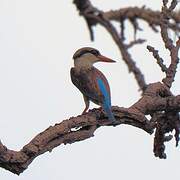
xmin=104 ymin=106 xmax=116 ymax=122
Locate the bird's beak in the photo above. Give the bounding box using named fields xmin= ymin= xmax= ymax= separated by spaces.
xmin=97 ymin=55 xmax=116 ymax=63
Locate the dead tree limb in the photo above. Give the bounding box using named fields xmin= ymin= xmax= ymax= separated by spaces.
xmin=147 ymin=0 xmax=180 ymax=158
xmin=1 ymin=81 xmax=180 ymax=174
xmin=104 ymin=7 xmax=180 ymax=33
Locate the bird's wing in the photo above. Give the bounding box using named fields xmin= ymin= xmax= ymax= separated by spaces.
xmin=96 ymin=76 xmax=116 ymax=121
xmin=95 ymin=69 xmax=116 ymax=121
xmin=96 ymin=77 xmax=111 ymax=107
xmin=71 ymin=67 xmax=115 ymax=121
xmin=70 ymin=67 xmax=100 ymax=103
xmin=71 ymin=67 xmax=110 ymax=105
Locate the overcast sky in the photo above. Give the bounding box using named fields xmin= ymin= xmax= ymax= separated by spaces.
xmin=0 ymin=1 xmax=180 ymax=180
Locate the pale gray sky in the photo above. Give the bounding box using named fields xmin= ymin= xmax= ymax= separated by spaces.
xmin=0 ymin=1 xmax=180 ymax=180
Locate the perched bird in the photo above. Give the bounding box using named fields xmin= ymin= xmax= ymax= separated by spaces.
xmin=70 ymin=47 xmax=116 ymax=122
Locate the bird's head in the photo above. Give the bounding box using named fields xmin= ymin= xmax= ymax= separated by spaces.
xmin=72 ymin=47 xmax=116 ymax=68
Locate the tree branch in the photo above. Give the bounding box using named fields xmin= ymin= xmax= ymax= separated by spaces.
xmin=104 ymin=6 xmax=180 ymax=33
xmin=160 ymin=1 xmax=180 ymax=88
xmin=147 ymin=45 xmax=168 ymax=72
xmin=1 ymin=81 xmax=180 ymax=174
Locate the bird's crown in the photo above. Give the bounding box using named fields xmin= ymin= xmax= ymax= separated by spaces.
xmin=73 ymin=47 xmax=100 ymax=60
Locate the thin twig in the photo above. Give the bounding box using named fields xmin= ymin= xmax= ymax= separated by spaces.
xmin=147 ymin=45 xmax=168 ymax=72
xmin=160 ymin=0 xmax=180 ymax=88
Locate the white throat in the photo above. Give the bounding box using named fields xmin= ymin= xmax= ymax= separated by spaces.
xmin=74 ymin=59 xmax=93 ymax=69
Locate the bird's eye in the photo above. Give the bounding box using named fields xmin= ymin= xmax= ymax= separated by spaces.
xmin=91 ymin=50 xmax=100 ymax=56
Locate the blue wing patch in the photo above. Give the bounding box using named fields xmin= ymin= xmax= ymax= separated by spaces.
xmin=97 ymin=78 xmax=115 ymax=122
xmin=97 ymin=78 xmax=111 ymax=107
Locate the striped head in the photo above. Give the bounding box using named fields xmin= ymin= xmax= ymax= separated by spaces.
xmin=72 ymin=47 xmax=116 ymax=68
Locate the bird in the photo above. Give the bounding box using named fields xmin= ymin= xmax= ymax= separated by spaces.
xmin=70 ymin=47 xmax=116 ymax=122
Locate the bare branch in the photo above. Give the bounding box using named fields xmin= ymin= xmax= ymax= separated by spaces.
xmin=162 ymin=38 xmax=180 ymax=87
xmin=147 ymin=45 xmax=168 ymax=72
xmin=104 ymin=7 xmax=180 ymax=33
xmin=1 ymin=81 xmax=180 ymax=174
xmin=160 ymin=0 xmax=180 ymax=88
xmin=126 ymin=39 xmax=146 ymax=49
